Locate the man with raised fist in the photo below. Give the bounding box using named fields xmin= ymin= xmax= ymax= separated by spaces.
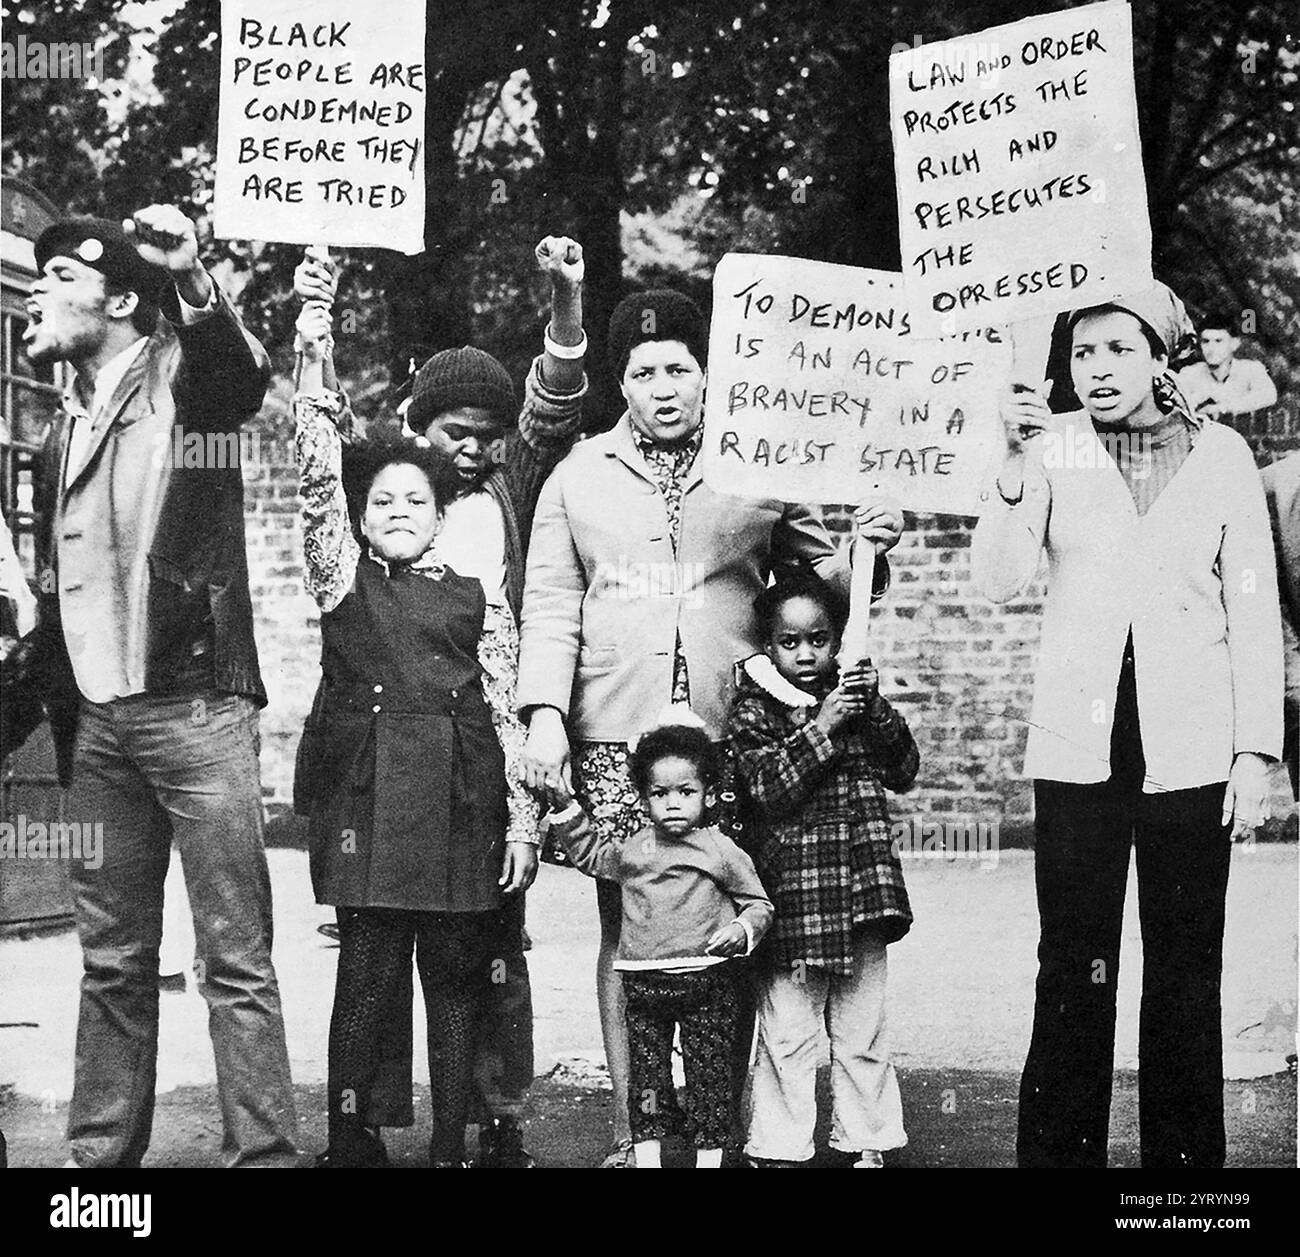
xmin=25 ymin=205 xmax=298 ymax=1168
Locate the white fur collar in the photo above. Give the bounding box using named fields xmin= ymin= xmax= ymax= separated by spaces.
xmin=740 ymin=654 xmax=818 ymax=708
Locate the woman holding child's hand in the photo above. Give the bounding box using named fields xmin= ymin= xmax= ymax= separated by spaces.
xmin=516 ymin=280 xmax=904 ymax=1166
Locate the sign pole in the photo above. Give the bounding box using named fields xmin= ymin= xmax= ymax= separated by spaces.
xmin=839 ymin=537 xmax=877 ymax=668
xmin=1008 ymin=313 xmax=1057 ymax=381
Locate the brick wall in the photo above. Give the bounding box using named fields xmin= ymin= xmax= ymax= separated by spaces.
xmin=822 ymin=507 xmax=1040 ymax=838
xmin=242 ymin=379 xmax=321 ymax=824
xmin=244 ymin=383 xmax=1299 ymax=837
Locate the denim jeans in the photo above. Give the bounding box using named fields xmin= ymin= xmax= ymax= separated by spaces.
xmin=66 ymin=690 xmax=298 ymax=1167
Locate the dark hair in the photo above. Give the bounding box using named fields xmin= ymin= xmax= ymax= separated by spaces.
xmin=628 ymin=724 xmax=719 ymax=795
xmin=607 ymin=289 xmax=708 ymax=382
xmin=1198 ymin=309 xmax=1238 ymax=336
xmin=340 ymin=429 xmax=460 ymax=541
xmin=104 ymin=278 xmax=161 ymax=337
xmin=753 ymin=568 xmax=849 ymax=641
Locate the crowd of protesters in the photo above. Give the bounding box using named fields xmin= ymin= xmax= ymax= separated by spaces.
xmin=0 ymin=201 xmax=1292 ymax=1169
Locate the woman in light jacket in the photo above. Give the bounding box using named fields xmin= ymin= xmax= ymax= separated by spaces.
xmin=973 ymin=283 xmax=1283 ymax=1169
xmin=517 ymin=289 xmax=902 ymax=1165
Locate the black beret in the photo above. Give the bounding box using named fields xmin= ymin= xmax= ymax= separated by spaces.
xmin=608 ymin=289 xmax=707 ymax=380
xmin=34 ymin=217 xmax=167 ymax=302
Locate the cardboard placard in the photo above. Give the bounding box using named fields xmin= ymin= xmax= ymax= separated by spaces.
xmin=890 ymin=0 xmax=1151 ymax=337
xmin=701 ymin=252 xmax=1010 ymax=518
xmin=214 ymin=0 xmax=426 ymax=254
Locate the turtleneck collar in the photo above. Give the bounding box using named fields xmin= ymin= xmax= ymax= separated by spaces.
xmin=1093 ymin=407 xmax=1189 ymax=449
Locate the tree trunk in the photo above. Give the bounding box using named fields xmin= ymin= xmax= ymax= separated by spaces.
xmin=1142 ymin=0 xmax=1180 ymax=264
xmin=574 ymin=7 xmax=633 ymax=428
xmin=377 ymin=77 xmax=475 ymax=387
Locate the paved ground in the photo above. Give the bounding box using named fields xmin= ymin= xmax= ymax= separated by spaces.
xmin=2 ymin=845 xmax=1295 ymax=1167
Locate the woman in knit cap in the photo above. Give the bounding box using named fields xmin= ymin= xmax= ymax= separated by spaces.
xmin=517 ymin=288 xmax=904 ymax=1165
xmin=973 ymin=283 xmax=1283 ymax=1168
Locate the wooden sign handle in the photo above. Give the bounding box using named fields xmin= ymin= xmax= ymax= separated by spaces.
xmin=1008 ymin=314 xmax=1056 ymax=382
xmin=838 ymin=536 xmax=876 ymax=668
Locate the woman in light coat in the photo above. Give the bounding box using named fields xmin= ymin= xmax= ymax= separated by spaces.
xmin=973 ymin=283 xmax=1282 ymax=1169
xmin=517 ymin=289 xmax=902 ymax=1164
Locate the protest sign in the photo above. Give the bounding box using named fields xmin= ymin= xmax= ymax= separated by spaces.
xmin=889 ymin=0 xmax=1151 ymax=337
xmin=701 ymin=252 xmax=1010 ymax=519
xmin=214 ymin=0 xmax=426 ymax=254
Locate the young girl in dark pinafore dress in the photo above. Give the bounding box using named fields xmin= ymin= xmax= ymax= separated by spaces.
xmin=291 ymin=304 xmax=540 ymax=1168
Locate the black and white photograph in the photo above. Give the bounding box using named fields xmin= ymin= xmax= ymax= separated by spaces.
xmin=0 ymin=0 xmax=1295 ymax=1230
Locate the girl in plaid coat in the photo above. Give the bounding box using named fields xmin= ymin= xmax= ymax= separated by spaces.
xmin=728 ymin=569 xmax=918 ymax=1167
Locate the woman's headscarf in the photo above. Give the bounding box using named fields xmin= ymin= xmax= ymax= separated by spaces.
xmin=1046 ymin=281 xmax=1200 ymax=428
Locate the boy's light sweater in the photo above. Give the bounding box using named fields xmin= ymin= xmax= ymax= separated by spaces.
xmin=548 ymin=803 xmax=773 ymax=971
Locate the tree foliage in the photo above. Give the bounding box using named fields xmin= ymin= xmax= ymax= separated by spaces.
xmin=4 ymin=0 xmax=1295 ymax=415
xmin=1 ymin=0 xmax=134 ymax=211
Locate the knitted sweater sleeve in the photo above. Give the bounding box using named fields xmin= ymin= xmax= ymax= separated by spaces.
xmin=548 ymin=802 xmax=622 ymax=880
xmin=716 ymin=838 xmax=774 ymax=946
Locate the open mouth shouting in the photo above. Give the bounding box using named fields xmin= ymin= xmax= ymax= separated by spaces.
xmin=1087 ymin=386 xmax=1122 ymax=410
xmin=22 ymin=301 xmax=44 ymax=343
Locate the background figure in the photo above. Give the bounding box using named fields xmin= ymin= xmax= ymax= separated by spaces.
xmin=0 ymin=510 xmax=37 ymax=638
xmin=1 ymin=510 xmax=41 ymax=763
xmin=1177 ymin=311 xmax=1278 ymax=420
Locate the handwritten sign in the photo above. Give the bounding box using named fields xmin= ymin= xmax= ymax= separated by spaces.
xmin=701 ymin=253 xmax=1010 ymax=518
xmin=214 ymin=0 xmax=426 ymax=254
xmin=889 ymin=0 xmax=1151 ymax=338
